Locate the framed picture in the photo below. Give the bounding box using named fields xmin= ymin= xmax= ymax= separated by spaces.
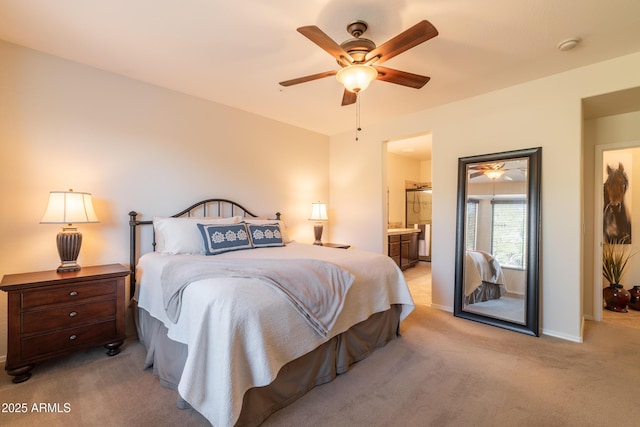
xmin=603 ymin=151 xmax=632 ymax=244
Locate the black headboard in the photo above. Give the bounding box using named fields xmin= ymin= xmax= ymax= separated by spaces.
xmin=128 ymin=198 xmax=281 ymax=299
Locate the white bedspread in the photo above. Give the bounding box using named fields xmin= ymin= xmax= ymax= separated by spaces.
xmin=464 ymin=250 xmax=507 ymax=296
xmin=161 ymin=257 xmax=354 ymax=336
xmin=135 ymin=242 xmax=414 ymax=427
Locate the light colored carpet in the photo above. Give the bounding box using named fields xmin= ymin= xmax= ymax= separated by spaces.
xmin=2 ymin=262 xmax=640 ymax=426
xmin=603 ymin=300 xmax=640 ymax=330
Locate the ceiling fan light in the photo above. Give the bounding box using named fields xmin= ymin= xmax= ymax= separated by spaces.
xmin=336 ymin=65 xmax=378 ymax=93
xmin=484 ymin=170 xmax=505 ymax=180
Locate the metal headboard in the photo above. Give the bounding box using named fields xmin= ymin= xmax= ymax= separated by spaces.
xmin=128 ymin=198 xmax=281 ymax=299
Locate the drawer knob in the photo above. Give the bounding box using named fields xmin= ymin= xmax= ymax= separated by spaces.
xmin=69 ymin=291 xmax=78 ymax=297
xmin=69 ymin=334 xmax=77 ymax=341
xmin=69 ymin=311 xmax=78 ymax=317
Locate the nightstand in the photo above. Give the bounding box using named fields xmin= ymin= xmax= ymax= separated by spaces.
xmin=322 ymin=243 xmax=351 ymax=249
xmin=0 ymin=264 xmax=129 ymax=383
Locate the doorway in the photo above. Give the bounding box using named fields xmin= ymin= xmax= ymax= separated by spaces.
xmin=594 ymin=143 xmax=640 ymax=329
xmin=386 ymin=132 xmax=433 ymax=304
xmin=583 ymin=88 xmax=640 ymax=330
xmin=386 ymin=132 xmax=432 ymax=250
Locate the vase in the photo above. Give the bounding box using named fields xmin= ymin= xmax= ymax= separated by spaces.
xmin=628 ymin=285 xmax=640 ymax=311
xmin=604 ymin=284 xmax=630 ymax=312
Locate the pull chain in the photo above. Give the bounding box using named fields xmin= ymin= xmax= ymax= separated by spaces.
xmin=355 ymin=91 xmax=361 ymax=141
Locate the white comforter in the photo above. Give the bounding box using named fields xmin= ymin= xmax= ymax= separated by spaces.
xmin=135 ymin=242 xmax=414 ymax=427
xmin=464 ymin=250 xmax=507 ymax=296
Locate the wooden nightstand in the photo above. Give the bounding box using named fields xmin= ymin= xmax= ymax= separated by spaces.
xmin=0 ymin=264 xmax=129 ymax=383
xmin=322 ymin=243 xmax=351 ymax=249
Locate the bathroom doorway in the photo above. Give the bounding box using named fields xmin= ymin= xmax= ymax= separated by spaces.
xmin=386 ymin=132 xmax=432 ymax=261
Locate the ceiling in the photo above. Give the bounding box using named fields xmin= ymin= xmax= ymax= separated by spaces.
xmin=1 ymin=1 xmax=639 ymax=137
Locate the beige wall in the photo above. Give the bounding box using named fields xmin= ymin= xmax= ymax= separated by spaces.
xmin=387 ymin=152 xmax=421 ymax=228
xmin=0 ymin=41 xmax=329 ymax=358
xmin=331 ymin=52 xmax=640 ymax=342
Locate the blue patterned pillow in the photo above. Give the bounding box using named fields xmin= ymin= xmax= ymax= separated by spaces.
xmin=197 ymin=223 xmax=253 ymax=255
xmin=246 ymin=223 xmax=284 ymax=248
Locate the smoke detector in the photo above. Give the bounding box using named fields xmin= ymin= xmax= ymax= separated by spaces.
xmin=557 ymin=38 xmax=580 ymax=51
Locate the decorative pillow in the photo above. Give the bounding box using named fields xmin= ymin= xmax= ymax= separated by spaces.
xmin=242 ymin=219 xmax=292 ymax=243
xmin=153 ymin=216 xmax=241 ymax=254
xmin=246 ymin=223 xmax=285 ymax=248
xmin=197 ymin=223 xmax=253 ymax=255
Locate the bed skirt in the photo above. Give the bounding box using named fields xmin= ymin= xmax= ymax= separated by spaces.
xmin=135 ymin=303 xmax=402 ymax=426
xmin=466 ymin=281 xmax=503 ymax=304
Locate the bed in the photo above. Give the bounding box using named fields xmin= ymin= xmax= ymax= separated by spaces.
xmin=128 ymin=199 xmax=415 ymax=426
xmin=464 ymin=250 xmax=507 ymax=304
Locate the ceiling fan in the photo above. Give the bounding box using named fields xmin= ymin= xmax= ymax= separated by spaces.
xmin=469 ymin=163 xmax=512 ymax=180
xmin=279 ymin=20 xmax=438 ymax=106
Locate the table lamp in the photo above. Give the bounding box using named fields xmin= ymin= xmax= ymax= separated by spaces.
xmin=40 ymin=190 xmax=99 ymax=272
xmin=309 ymin=202 xmax=328 ymax=245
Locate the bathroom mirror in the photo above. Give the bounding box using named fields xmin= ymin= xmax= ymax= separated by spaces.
xmin=454 ymin=147 xmax=541 ymax=336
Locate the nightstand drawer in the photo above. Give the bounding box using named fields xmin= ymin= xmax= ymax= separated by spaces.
xmin=21 ymin=280 xmax=116 ymax=309
xmin=22 ymin=299 xmax=116 ymax=334
xmin=21 ymin=320 xmax=117 ymax=360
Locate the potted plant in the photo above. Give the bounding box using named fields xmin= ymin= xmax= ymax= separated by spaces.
xmin=602 ymin=237 xmax=633 ymax=312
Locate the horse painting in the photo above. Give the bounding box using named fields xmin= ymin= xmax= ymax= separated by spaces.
xmin=604 ymin=162 xmax=632 ymax=244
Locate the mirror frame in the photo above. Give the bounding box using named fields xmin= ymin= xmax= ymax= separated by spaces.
xmin=453 ymin=147 xmax=541 ymax=336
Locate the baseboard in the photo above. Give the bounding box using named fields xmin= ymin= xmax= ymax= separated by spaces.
xmin=430 ymin=303 xmax=453 ymax=312
xmin=541 ymin=327 xmax=583 ymax=343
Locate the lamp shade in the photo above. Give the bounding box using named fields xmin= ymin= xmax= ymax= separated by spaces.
xmin=336 ymin=65 xmax=378 ymax=93
xmin=40 ymin=190 xmax=99 ymax=224
xmin=309 ymin=202 xmax=328 ymax=221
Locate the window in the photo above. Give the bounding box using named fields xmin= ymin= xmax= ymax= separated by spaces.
xmin=465 ymin=199 xmax=478 ymax=250
xmin=491 ymin=200 xmax=526 ymax=269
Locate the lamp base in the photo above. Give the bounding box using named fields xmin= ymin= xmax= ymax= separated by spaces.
xmin=56 ymin=227 xmax=82 ymax=273
xmin=57 ymin=262 xmax=81 ymax=273
xmin=313 ymin=223 xmax=324 ymax=246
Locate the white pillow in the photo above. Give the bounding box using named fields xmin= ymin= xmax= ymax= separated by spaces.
xmin=242 ymin=218 xmax=292 ymax=243
xmin=153 ymin=216 xmax=241 ymax=254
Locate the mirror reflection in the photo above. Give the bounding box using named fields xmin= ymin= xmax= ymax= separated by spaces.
xmin=463 ymin=158 xmax=528 ymax=324
xmin=454 ymin=147 xmax=540 ymax=336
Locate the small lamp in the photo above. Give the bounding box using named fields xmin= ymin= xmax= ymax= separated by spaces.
xmin=309 ymin=202 xmax=328 ymax=246
xmin=40 ymin=189 xmax=99 ymax=272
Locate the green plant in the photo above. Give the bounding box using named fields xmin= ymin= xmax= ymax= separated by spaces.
xmin=602 ymin=237 xmax=635 ymax=286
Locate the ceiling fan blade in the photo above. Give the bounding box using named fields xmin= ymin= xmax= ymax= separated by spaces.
xmin=375 ymin=66 xmax=430 ymax=89
xmin=279 ymin=70 xmax=338 ymax=87
xmin=469 ymin=171 xmax=484 ymax=179
xmin=297 ymin=26 xmax=354 ymax=66
xmin=341 ymin=89 xmax=357 ymax=106
xmin=365 ymin=20 xmax=438 ymax=65
xmin=470 ymin=162 xmax=505 ymax=170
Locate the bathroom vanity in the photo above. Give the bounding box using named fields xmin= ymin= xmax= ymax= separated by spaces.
xmin=387 ymin=228 xmax=420 ymax=270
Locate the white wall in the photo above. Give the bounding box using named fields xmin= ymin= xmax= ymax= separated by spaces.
xmin=0 ymin=41 xmax=329 ymax=357
xmin=331 ymin=52 xmax=640 ymax=342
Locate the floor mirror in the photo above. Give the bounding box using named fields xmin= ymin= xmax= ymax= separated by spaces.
xmin=453 ymin=147 xmax=541 ymax=336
